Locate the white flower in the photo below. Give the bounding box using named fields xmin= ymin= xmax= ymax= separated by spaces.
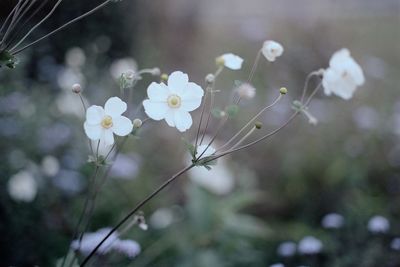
xmin=143 ymin=71 xmax=204 ymax=132
xmin=298 ymin=236 xmax=323 ymax=255
xmin=7 ymin=171 xmax=38 ymax=202
xmin=84 ymin=97 xmax=133 ymax=146
xmin=150 ymin=208 xmax=174 ymax=229
xmin=236 ymin=83 xmax=256 ymax=100
xmin=367 ymin=215 xmax=390 ymax=233
xmin=71 ymin=227 xmax=141 ymax=258
xmin=270 ymin=264 xmax=284 ymax=267
xmin=322 ymin=48 xmax=365 ymax=100
xmin=195 ymin=144 xmax=216 ymax=159
xmin=218 ymin=53 xmax=244 ymax=70
xmin=321 ymin=213 xmax=344 ymax=229
xmin=262 ymin=40 xmax=284 ymax=62
xmin=277 ymin=241 xmax=296 ymax=257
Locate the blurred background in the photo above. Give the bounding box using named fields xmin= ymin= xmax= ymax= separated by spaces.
xmin=0 ymin=0 xmax=399 ymax=266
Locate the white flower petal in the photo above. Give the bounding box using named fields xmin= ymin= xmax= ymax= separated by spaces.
xmin=164 ymin=109 xmax=175 ymax=127
xmin=104 ymin=97 xmax=127 ymax=117
xmin=112 ymin=116 xmax=133 ymax=136
xmin=196 ymin=144 xmax=216 ymax=159
xmin=143 ymin=100 xmax=168 ymax=120
xmin=147 ymin=82 xmax=169 ymax=101
xmin=103 ymin=129 xmax=115 ymax=146
xmin=86 ymin=105 xmax=104 ymax=125
xmin=174 ymin=110 xmax=192 ymax=132
xmin=179 ymin=83 xmax=204 ymax=111
xmin=168 ymin=71 xmax=189 ymax=94
xmin=221 ymin=53 xmax=243 ymax=70
xmin=84 ymin=122 xmax=102 ymax=140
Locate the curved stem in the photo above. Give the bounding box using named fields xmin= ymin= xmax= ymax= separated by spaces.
xmin=80 ymin=164 xmax=195 ymax=266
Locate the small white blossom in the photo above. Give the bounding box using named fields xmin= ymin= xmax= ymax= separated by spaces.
xmin=113 ymin=240 xmax=141 ymax=258
xmin=218 ymin=53 xmax=244 ymax=70
xmin=262 ymin=40 xmax=284 ymax=62
xmin=143 ymin=71 xmax=204 ymax=132
xmin=298 ymin=236 xmax=323 ymax=255
xmin=84 ymin=97 xmax=133 ymax=146
xmin=7 ymin=171 xmax=38 ymax=202
xmin=322 ymin=48 xmax=365 ymax=100
xmin=367 ymin=215 xmax=390 ymax=233
xmin=321 ymin=213 xmax=344 ymax=229
xmin=236 ymin=83 xmax=256 ymax=100
xmin=277 ymin=241 xmax=296 ymax=257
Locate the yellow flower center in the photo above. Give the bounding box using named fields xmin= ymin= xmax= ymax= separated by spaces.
xmin=101 ymin=115 xmax=113 ymax=129
xmin=167 ymin=94 xmax=181 ymax=108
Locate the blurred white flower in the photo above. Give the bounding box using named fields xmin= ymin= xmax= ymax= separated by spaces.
xmin=41 ymin=155 xmax=60 ymax=177
xmin=353 ymin=106 xmax=379 ymax=130
xmin=322 ymin=48 xmax=365 ymax=100
xmin=367 ymin=215 xmax=390 ymax=233
xmin=298 ymin=236 xmax=323 ymax=255
xmin=110 ymin=153 xmax=140 ymax=180
xmin=71 ymin=227 xmax=140 ymax=258
xmin=270 ymin=264 xmax=284 ymax=267
xmin=188 ymin=156 xmax=234 ymax=195
xmin=7 ymin=171 xmax=38 ymax=202
xmin=236 ymin=83 xmax=256 ymax=100
xmin=195 ymin=144 xmax=216 ymax=159
xmin=143 ymin=71 xmax=204 ymax=132
xmin=57 ymin=67 xmax=85 ymax=91
xmin=262 ymin=40 xmax=284 ymax=62
xmin=150 ymin=208 xmax=174 ymax=229
xmin=277 ymin=241 xmax=296 ymax=257
xmin=84 ymin=97 xmax=133 ymax=146
xmin=113 ymin=240 xmax=141 ymax=258
xmin=390 ymin=238 xmax=400 ymax=250
xmin=218 ymin=53 xmax=244 ymax=70
xmin=321 ymin=213 xmax=344 ymax=229
xmin=56 ymin=92 xmax=87 ymax=118
xmin=110 ymin=57 xmax=138 ymax=80
xmin=65 ymin=47 xmax=86 ymax=68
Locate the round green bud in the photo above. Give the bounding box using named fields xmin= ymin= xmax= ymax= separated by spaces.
xmin=279 ymin=87 xmax=288 ymax=95
xmin=133 ymin=118 xmax=142 ymax=128
xmin=255 ymin=121 xmax=263 ymax=129
xmin=161 ymin=73 xmax=168 ymax=82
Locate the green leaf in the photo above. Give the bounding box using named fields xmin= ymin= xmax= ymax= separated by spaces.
xmin=226 ymin=105 xmax=239 ymax=117
xmin=182 ymin=138 xmax=196 ymax=158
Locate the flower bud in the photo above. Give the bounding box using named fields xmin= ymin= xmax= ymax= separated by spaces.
xmin=161 ymin=73 xmax=168 ymax=82
xmin=205 ymin=73 xmax=215 ymax=85
xmin=72 ymin=83 xmax=82 ymax=94
xmin=279 ymin=87 xmax=288 ymax=95
xmin=255 ymin=121 xmax=263 ymax=129
xmin=133 ymin=118 xmax=142 ymax=128
xmin=123 ymin=69 xmax=136 ymax=80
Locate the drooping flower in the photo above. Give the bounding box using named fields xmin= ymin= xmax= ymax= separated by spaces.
xmin=216 ymin=53 xmax=244 ymax=70
xmin=322 ymin=48 xmax=365 ymax=100
xmin=7 ymin=170 xmax=38 ymax=202
xmin=298 ymin=236 xmax=323 ymax=255
xmin=143 ymin=71 xmax=204 ymax=132
xmin=367 ymin=215 xmax=390 ymax=233
xmin=262 ymin=40 xmax=284 ymax=62
xmin=84 ymin=97 xmax=133 ymax=146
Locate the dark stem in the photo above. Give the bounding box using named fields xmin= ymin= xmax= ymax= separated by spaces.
xmin=79 ymin=164 xmax=195 ymax=266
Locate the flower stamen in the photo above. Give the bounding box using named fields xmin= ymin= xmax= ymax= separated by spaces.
xmin=167 ymin=94 xmax=181 ymax=108
xmin=101 ymin=115 xmax=113 ymax=129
